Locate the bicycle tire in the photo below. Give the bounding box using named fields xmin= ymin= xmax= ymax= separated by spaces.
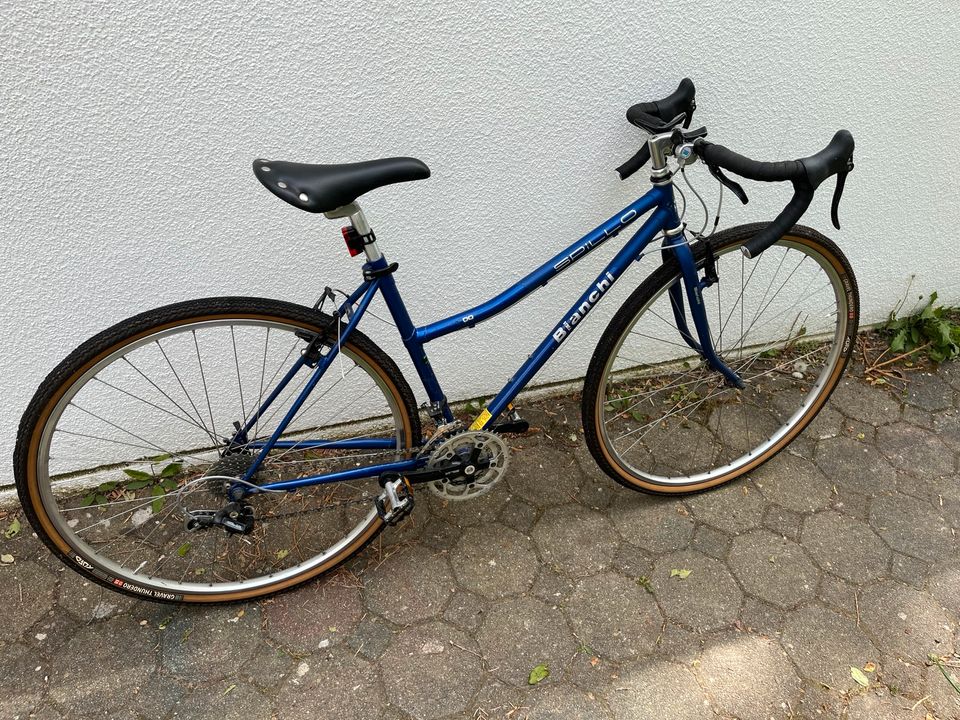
xmin=582 ymin=224 xmax=859 ymax=494
xmin=14 ymin=296 xmax=421 ymax=603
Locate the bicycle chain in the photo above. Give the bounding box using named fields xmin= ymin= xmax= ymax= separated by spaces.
xmin=242 ymin=422 xmax=465 ymax=521
xmin=255 ymin=493 xmax=377 ymax=520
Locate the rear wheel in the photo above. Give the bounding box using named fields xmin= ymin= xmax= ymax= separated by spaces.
xmin=583 ymin=224 xmax=858 ymax=494
xmin=14 ymin=297 xmax=421 ymax=602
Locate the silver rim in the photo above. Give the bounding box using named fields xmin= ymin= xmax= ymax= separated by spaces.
xmin=599 ymin=238 xmax=849 ymax=487
xmin=35 ymin=317 xmax=407 ymax=597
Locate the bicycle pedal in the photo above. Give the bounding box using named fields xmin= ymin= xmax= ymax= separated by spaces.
xmin=491 ymin=409 xmax=530 ymax=434
xmin=375 ymin=477 xmax=414 ymax=525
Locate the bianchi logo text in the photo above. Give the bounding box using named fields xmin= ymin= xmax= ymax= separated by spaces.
xmin=552 ymin=271 xmax=615 ymax=344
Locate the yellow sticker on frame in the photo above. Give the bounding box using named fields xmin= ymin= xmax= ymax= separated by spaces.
xmin=469 ymin=409 xmax=492 ymax=430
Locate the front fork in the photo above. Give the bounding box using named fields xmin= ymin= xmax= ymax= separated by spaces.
xmin=662 ymin=231 xmax=744 ymax=389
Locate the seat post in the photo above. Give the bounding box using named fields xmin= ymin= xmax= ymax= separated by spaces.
xmin=323 ymin=201 xmax=384 ymax=262
xmin=348 ymin=204 xmax=383 ymax=263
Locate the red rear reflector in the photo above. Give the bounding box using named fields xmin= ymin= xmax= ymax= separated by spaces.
xmin=342 ymin=227 xmax=362 ymax=257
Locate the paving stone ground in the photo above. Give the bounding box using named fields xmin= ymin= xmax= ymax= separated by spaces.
xmin=2 ymin=363 xmax=959 ymax=719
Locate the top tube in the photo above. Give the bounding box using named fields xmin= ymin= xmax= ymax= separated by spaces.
xmin=413 ymin=186 xmax=670 ymax=344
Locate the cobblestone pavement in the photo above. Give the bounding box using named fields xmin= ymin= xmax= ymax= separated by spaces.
xmin=2 ymin=362 xmax=959 ymax=719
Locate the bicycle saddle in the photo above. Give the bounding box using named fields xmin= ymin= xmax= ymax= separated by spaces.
xmin=253 ymin=156 xmax=430 ymax=214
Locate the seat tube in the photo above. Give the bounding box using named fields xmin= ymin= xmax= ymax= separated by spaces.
xmin=386 ymin=274 xmax=452 ymax=418
xmin=349 ymin=205 xmax=447 ymax=411
xmin=334 ymin=202 xmax=448 ymax=417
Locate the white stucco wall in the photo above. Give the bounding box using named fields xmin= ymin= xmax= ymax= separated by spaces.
xmin=2 ymin=1 xmax=958 ymax=486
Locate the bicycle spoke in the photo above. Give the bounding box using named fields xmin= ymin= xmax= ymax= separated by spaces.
xmin=230 ymin=326 xmax=247 ymax=423
xmin=192 ymin=330 xmax=219 ymax=443
xmin=92 ymin=377 xmax=212 ymax=438
xmin=717 ymin=249 xmax=759 ymax=350
xmin=30 ymin=307 xmax=412 ymax=598
xmin=253 ymin=327 xmax=271 ymax=442
xmin=155 ymin=340 xmax=214 ymax=441
xmin=67 ymin=403 xmax=206 ymax=463
xmin=599 ymin=237 xmax=849 ymax=487
xmin=121 ymin=356 xmax=217 ymax=444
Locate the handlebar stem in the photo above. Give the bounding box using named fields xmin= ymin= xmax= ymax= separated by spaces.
xmin=648 ymin=131 xmax=677 ymax=176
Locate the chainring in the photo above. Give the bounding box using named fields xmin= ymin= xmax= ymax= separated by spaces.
xmin=426 ymin=430 xmax=510 ymax=501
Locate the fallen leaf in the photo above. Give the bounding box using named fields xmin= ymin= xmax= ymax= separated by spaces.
xmin=0 ymin=554 xmax=14 ymax=565
xmin=3 ymin=518 xmax=21 ymax=539
xmin=176 ymin=543 xmax=191 ymax=558
xmin=850 ymin=666 xmax=869 ymax=687
xmin=528 ymin=663 xmax=550 ymax=685
xmin=670 ymin=568 xmax=692 ymax=579
xmin=276 ymin=549 xmax=289 ymax=561
xmin=863 ymin=661 xmax=876 ymax=673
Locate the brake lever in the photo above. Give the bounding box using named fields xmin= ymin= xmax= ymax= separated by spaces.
xmin=707 ymin=163 xmax=749 ymax=205
xmin=830 ymin=165 xmax=852 ymax=229
xmin=830 ymin=152 xmax=854 ymax=229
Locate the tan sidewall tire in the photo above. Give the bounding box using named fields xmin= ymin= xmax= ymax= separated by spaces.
xmin=581 ymin=226 xmax=859 ymax=495
xmin=14 ymin=298 xmax=420 ymax=603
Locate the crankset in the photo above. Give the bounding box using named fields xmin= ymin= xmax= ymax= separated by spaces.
xmin=415 ymin=430 xmax=511 ymax=501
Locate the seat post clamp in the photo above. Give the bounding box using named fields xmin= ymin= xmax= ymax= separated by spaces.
xmin=363 ymin=261 xmax=399 ymax=280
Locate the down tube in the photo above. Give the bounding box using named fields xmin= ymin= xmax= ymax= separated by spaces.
xmin=477 ymin=205 xmax=675 ymax=428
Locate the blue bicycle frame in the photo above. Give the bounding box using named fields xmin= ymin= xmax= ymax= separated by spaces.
xmin=234 ymin=180 xmax=741 ymax=496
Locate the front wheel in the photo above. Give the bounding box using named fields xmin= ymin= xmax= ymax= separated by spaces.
xmin=14 ymin=297 xmax=421 ymax=602
xmin=582 ymin=224 xmax=859 ymax=494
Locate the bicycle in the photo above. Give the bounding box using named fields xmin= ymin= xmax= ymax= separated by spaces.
xmin=14 ymin=78 xmax=858 ymax=603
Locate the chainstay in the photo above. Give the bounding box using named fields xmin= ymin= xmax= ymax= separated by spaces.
xmin=250 ymin=444 xmax=428 ymax=520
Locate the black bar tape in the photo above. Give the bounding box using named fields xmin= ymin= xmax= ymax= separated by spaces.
xmin=741 ymin=185 xmax=814 ymax=258
xmin=616 ymin=145 xmax=651 ymax=180
xmin=695 ymin=141 xmax=805 ymax=183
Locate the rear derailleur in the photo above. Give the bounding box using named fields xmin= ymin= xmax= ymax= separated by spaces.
xmin=184 ymin=502 xmax=255 ymax=535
